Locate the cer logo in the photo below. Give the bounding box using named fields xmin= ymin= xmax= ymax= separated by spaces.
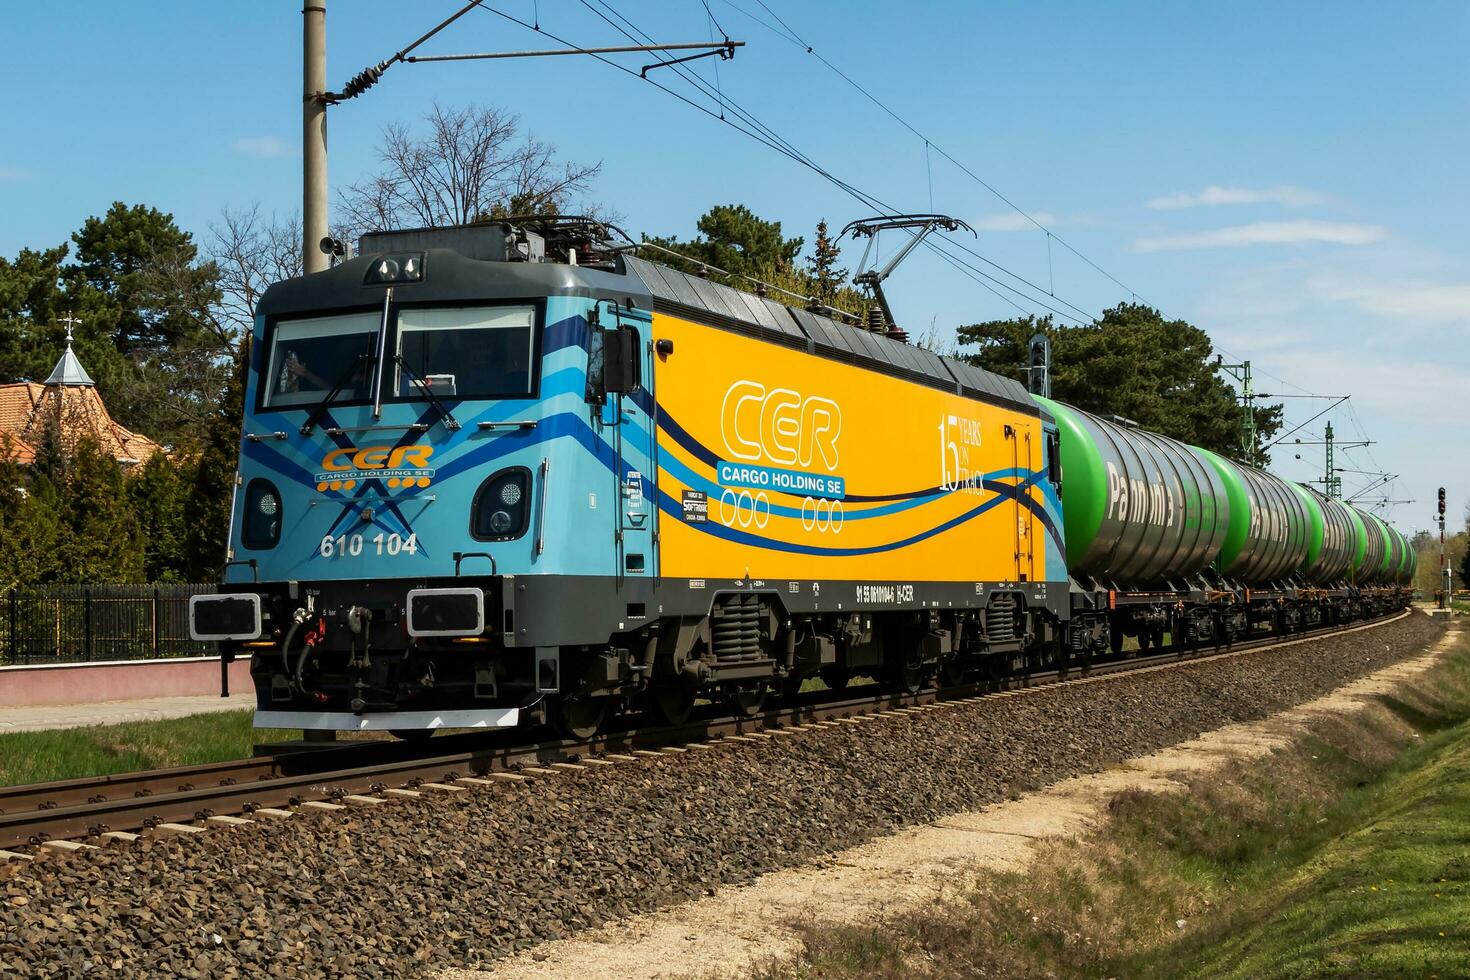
xmin=316 ymin=444 xmax=436 ymax=492
xmin=720 ymin=381 xmax=841 ymax=472
xmin=321 ymin=445 xmax=434 ymax=472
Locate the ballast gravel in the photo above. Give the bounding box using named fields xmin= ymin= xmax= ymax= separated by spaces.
xmin=0 ymin=612 xmax=1446 ymax=977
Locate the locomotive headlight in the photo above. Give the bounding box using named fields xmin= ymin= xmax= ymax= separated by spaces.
xmin=473 ymin=466 xmax=532 ymax=541
xmin=241 ymin=478 xmax=283 ymax=550
xmin=362 ymin=251 xmax=426 ymax=286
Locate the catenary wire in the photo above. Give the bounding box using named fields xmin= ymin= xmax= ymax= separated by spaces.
xmin=471 ymin=0 xmax=1099 ymax=324
xmin=732 ymin=0 xmax=1147 ymax=305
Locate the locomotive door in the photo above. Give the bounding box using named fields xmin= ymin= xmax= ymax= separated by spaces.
xmin=1004 ymin=422 xmax=1035 ymax=582
xmin=600 ymin=302 xmax=657 ymax=584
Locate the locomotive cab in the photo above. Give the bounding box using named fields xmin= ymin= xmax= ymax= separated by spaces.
xmin=191 ymin=221 xmax=664 ymax=735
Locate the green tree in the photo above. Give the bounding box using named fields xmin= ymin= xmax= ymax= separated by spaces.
xmin=185 ymin=339 xmax=248 ymax=581
xmin=72 ymin=203 xmax=220 ymax=357
xmin=0 ymin=461 xmax=65 ymax=592
xmin=53 ymin=439 xmax=145 ymax=584
xmin=128 ymin=453 xmax=195 ymax=582
xmin=957 ymin=304 xmax=1284 ymax=463
xmin=647 ymin=204 xmax=804 ymax=278
xmin=805 ymin=219 xmax=847 ymax=305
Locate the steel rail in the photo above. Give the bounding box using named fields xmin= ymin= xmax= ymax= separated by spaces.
xmin=0 ymin=611 xmax=1411 ymax=852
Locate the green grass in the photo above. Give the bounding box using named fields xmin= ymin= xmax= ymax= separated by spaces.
xmin=752 ymin=632 xmax=1470 ymax=980
xmin=1146 ymin=712 xmax=1470 ymax=978
xmin=0 ymin=711 xmax=297 ymax=787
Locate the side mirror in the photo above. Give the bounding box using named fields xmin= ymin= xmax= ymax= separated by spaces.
xmin=602 ymin=324 xmax=641 ymax=395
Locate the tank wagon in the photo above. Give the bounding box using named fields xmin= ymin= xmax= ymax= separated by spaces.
xmin=1043 ymin=398 xmax=1413 ymax=653
xmin=187 ymin=218 xmax=1412 ymax=737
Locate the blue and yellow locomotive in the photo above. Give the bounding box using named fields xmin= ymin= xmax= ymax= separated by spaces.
xmin=188 ymin=218 xmax=1411 ymax=738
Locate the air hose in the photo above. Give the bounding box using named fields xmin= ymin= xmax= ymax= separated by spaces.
xmin=281 ymin=608 xmax=310 ymax=682
xmin=294 ymin=616 xmax=328 ymax=693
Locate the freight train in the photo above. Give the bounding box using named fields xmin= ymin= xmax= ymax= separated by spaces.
xmin=188 ymin=218 xmax=1414 ymax=738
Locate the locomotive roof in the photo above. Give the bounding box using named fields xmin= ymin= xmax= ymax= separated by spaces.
xmin=622 ymin=255 xmax=1034 ymax=413
xmin=256 ymin=241 xmax=1035 ymax=415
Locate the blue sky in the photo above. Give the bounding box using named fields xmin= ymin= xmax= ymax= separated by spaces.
xmin=2 ymin=1 xmax=1466 ymax=538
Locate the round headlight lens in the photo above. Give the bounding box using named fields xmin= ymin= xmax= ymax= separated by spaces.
xmin=489 ymin=510 xmax=512 ymax=533
xmin=498 ymin=482 xmax=523 ymax=506
xmin=258 ymin=493 xmax=279 ymax=516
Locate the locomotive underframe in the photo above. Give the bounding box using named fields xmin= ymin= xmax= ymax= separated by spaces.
xmin=223 ymin=569 xmax=1410 ymax=736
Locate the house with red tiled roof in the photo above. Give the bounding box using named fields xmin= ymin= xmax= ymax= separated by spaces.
xmin=0 ymin=335 xmax=164 ymax=467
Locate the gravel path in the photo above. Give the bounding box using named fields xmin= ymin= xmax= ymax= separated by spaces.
xmin=0 ymin=612 xmax=1443 ymax=978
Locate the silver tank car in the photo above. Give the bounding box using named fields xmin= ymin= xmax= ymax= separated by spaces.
xmin=1192 ymin=449 xmax=1310 ymax=586
xmin=1039 ymin=398 xmax=1230 ymax=586
xmin=1293 ymin=484 xmax=1356 ymax=585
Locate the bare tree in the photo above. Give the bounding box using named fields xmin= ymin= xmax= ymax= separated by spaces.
xmin=337 ymin=103 xmax=602 ymax=240
xmin=207 ymin=205 xmax=302 ymax=340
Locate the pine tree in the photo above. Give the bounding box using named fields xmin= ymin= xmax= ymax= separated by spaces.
xmin=805 ymin=219 xmax=847 ymax=305
xmin=55 ymin=438 xmax=144 ymax=583
xmin=128 ymin=452 xmax=194 ymax=582
xmin=0 ymin=461 xmax=65 ymax=591
xmin=185 ymin=338 xmax=247 ymax=581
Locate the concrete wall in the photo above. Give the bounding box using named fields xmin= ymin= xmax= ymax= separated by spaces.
xmin=0 ymin=657 xmax=253 ymax=708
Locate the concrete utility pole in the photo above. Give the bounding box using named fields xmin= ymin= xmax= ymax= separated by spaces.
xmin=304 ymin=1 xmax=329 ymax=274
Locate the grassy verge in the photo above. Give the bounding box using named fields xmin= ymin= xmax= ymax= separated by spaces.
xmin=753 ymin=632 xmax=1470 ymax=979
xmin=0 ymin=712 xmax=297 ymax=786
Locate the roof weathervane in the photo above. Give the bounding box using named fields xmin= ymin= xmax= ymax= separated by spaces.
xmin=58 ymin=314 xmax=81 ymax=347
xmin=43 ymin=314 xmax=95 ymax=387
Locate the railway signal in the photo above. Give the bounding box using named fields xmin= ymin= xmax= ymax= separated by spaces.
xmin=1439 ymin=487 xmax=1449 ymax=609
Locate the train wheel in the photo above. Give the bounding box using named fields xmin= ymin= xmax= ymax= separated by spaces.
xmin=938 ymin=656 xmax=966 ymax=688
xmin=728 ymin=685 xmax=769 ymax=717
xmin=1109 ymin=623 xmax=1124 ymax=656
xmin=554 ymin=696 xmax=607 ymax=740
xmin=819 ymin=667 xmax=850 ymax=691
xmin=890 ymin=663 xmax=924 ymax=695
xmin=389 ymin=729 xmax=434 ymax=741
xmin=652 ymin=682 xmax=697 ymax=725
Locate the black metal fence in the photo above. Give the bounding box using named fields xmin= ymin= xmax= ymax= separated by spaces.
xmin=1 ymin=584 xmax=219 ymax=666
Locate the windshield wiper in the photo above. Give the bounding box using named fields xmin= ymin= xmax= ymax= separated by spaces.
xmin=299 ymin=352 xmax=373 ymax=437
xmin=393 ymin=355 xmax=462 ymax=431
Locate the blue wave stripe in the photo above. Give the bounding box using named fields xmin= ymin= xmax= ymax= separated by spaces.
xmin=652 ymin=473 xmax=1047 ymax=558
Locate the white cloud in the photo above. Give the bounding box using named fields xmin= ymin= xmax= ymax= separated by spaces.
xmin=1309 ymin=275 xmax=1470 ymax=323
xmin=232 ymin=136 xmax=290 ymax=159
xmin=975 ymin=211 xmax=1057 ymax=232
xmin=1146 ymin=184 xmax=1328 ymax=210
xmin=1133 ymin=221 xmax=1385 ymax=252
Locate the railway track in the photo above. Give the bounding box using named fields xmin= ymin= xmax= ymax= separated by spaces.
xmin=0 ymin=610 xmax=1411 ymax=856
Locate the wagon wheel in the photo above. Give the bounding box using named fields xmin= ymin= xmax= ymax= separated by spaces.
xmin=889 ymin=661 xmax=925 ymax=695
xmin=651 ymin=682 xmax=697 ymax=726
xmin=554 ymin=696 xmax=608 ymax=740
xmin=819 ymin=666 xmax=850 ymax=691
xmin=938 ymin=656 xmax=967 ymax=688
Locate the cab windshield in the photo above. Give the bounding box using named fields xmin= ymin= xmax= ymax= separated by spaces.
xmin=263 ymin=312 xmax=379 ymax=408
xmin=394 ymin=305 xmax=536 ymax=400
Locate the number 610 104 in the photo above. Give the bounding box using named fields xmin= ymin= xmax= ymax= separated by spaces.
xmin=318 ymin=532 xmax=418 ymax=558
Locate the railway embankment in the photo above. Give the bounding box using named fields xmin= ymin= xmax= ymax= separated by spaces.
xmin=727 ymin=620 xmax=1470 ymax=980
xmin=0 ymin=612 xmax=1447 ymax=978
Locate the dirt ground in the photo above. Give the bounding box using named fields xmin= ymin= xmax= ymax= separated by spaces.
xmin=441 ymin=618 xmax=1459 ymax=980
